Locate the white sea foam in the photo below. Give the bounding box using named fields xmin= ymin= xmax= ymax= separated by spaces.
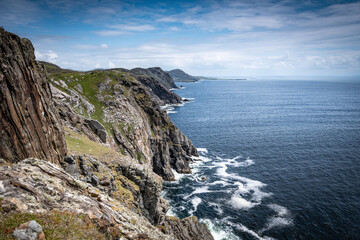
xmin=172 ymin=169 xmax=190 ymax=181
xmin=258 ymin=204 xmax=293 ymax=234
xmin=211 ymin=180 xmax=230 ymax=186
xmin=167 ymin=110 xmax=178 ymax=114
xmin=213 ymin=155 xmax=271 ymax=210
xmin=166 ymin=208 xmax=178 ymax=217
xmin=233 ymin=157 xmax=255 ymax=167
xmin=208 ymin=202 xmax=224 ymax=215
xmin=160 ymin=102 xmax=185 ymax=114
xmin=229 ymin=195 xmax=258 ymax=210
xmin=235 ymin=224 xmax=276 ymax=240
xmin=184 ymin=186 xmax=212 ymax=200
xmin=266 ymin=216 xmax=293 ymax=229
xmin=197 ymin=148 xmax=208 ymax=153
xmin=268 ymin=204 xmax=289 ymax=217
xmin=201 ymin=219 xmax=237 ymax=240
xmin=189 ymin=196 xmax=202 ymax=215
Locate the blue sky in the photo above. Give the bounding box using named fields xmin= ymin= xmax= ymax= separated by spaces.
xmin=1 ymin=0 xmax=360 ymax=77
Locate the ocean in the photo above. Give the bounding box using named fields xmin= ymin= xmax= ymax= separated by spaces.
xmin=162 ymin=79 xmax=360 ymax=240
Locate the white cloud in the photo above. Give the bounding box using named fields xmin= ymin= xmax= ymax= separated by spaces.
xmin=94 ymin=30 xmax=125 ymax=36
xmin=110 ymin=24 xmax=155 ymax=31
xmin=108 ymin=61 xmax=115 ymax=68
xmin=94 ymin=24 xmax=155 ymax=36
xmin=28 ymin=1 xmax=360 ymax=77
xmin=46 ymin=51 xmax=58 ymax=61
xmin=35 ymin=50 xmax=59 ymax=62
xmin=35 ymin=50 xmax=44 ymax=59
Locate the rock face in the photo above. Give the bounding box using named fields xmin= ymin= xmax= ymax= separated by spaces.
xmin=0 ymin=159 xmax=172 ymax=240
xmin=131 ymin=67 xmax=178 ymax=90
xmin=0 ymin=27 xmax=66 ymax=164
xmin=85 ymin=119 xmax=107 ymax=143
xmin=60 ymin=154 xmax=169 ymax=226
xmin=0 ymin=159 xmax=213 ymax=240
xmin=134 ymin=74 xmax=182 ymax=104
xmin=48 ymin=68 xmax=198 ymax=181
xmin=167 ymin=69 xmax=201 ymax=82
xmin=165 ymin=216 xmax=214 ymax=240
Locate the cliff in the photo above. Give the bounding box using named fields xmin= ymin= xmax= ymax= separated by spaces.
xmin=0 ymin=28 xmax=213 ymax=240
xmin=131 ymin=67 xmax=178 ymax=90
xmin=0 ymin=27 xmax=66 ymax=164
xmin=167 ymin=69 xmax=202 ymax=82
xmin=46 ymin=66 xmax=197 ymax=180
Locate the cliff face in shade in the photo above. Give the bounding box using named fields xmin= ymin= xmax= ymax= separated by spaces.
xmin=134 ymin=74 xmax=182 ymax=104
xmin=0 ymin=27 xmax=66 ymax=164
xmin=167 ymin=69 xmax=201 ymax=82
xmin=131 ymin=67 xmax=178 ymax=90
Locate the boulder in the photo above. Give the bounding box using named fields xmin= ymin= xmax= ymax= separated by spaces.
xmin=13 ymin=220 xmax=45 ymax=240
xmin=85 ymin=119 xmax=107 ymax=143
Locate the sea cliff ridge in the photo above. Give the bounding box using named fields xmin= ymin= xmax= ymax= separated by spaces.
xmin=0 ymin=27 xmax=214 ymax=240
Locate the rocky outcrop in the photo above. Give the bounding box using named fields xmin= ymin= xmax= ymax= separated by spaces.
xmin=131 ymin=67 xmax=178 ymax=90
xmin=0 ymin=159 xmax=171 ymax=240
xmin=0 ymin=27 xmax=66 ymax=164
xmin=0 ymin=159 xmax=213 ymax=240
xmin=60 ymin=154 xmax=168 ymax=225
xmin=165 ymin=216 xmax=215 ymax=240
xmin=85 ymin=119 xmax=107 ymax=143
xmin=135 ymin=74 xmax=182 ymax=104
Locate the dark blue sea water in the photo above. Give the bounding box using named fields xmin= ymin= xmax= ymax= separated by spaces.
xmin=162 ymin=80 xmax=360 ymax=240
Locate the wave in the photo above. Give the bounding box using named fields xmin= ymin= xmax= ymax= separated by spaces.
xmin=189 ymin=196 xmax=202 ymax=215
xmin=201 ymin=219 xmax=238 ymax=240
xmin=163 ymin=149 xmax=292 ymax=240
xmin=197 ymin=148 xmax=208 ymax=153
xmin=229 ymin=195 xmax=258 ymax=210
xmin=258 ymin=204 xmax=293 ymax=234
xmin=234 ymin=223 xmax=276 ymax=240
xmin=172 ymin=168 xmax=191 ymax=181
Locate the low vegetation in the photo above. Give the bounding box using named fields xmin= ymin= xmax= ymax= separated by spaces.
xmin=0 ymin=200 xmax=106 ymax=240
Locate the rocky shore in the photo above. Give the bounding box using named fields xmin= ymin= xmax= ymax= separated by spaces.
xmin=0 ymin=27 xmax=213 ymax=240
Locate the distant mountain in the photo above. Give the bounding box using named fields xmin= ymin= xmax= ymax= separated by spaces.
xmin=38 ymin=61 xmax=75 ymax=74
xmin=167 ymin=69 xmax=202 ymax=82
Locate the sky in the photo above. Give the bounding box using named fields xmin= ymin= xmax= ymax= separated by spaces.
xmin=1 ymin=0 xmax=360 ymax=77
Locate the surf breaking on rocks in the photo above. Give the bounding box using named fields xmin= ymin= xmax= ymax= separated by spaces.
xmin=163 ymin=148 xmax=293 ymax=240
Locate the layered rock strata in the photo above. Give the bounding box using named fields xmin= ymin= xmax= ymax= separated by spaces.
xmin=0 ymin=27 xmax=66 ymax=164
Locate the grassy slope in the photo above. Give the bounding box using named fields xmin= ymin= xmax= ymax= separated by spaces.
xmin=0 ymin=202 xmax=107 ymax=240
